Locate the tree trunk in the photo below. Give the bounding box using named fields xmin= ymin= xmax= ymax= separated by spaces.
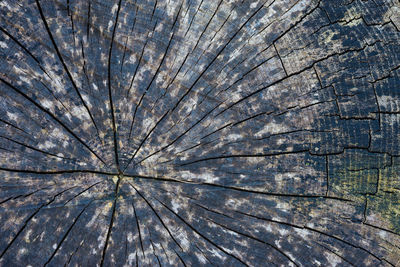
xmin=0 ymin=0 xmax=399 ymax=266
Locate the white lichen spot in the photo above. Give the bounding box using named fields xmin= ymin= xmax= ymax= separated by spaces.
xmin=142 ymin=118 xmax=153 ymax=131
xmin=197 ymin=172 xmax=220 ymax=183
xmin=324 ymin=251 xmax=342 ymax=267
xmin=41 ymin=99 xmax=54 ymax=110
xmin=250 ymin=2 xmax=258 ymax=9
xmin=19 ymin=75 xmax=32 ymax=86
xmin=127 ymin=232 xmax=133 ymax=242
xmin=176 ymin=231 xmax=190 ymax=250
xmin=171 ymin=199 xmax=181 ymax=213
xmin=264 ymin=224 xmax=273 ymax=232
xmin=195 ymin=252 xmax=207 ymax=264
xmin=108 ymin=20 xmax=114 ymax=31
xmin=24 ymin=230 xmax=32 ymax=243
xmin=313 ymin=259 xmax=321 ymax=266
xmin=82 ymin=94 xmax=92 ymax=109
xmin=92 ymin=83 xmax=98 ymax=91
xmin=7 ymin=111 xmax=18 ymax=121
xmin=294 ymin=228 xmax=310 ymax=239
xmin=0 ymin=41 xmax=8 ymax=48
xmin=278 ymin=228 xmax=289 ymax=236
xmin=63 ymin=140 xmax=69 ymax=148
xmin=86 ymin=208 xmax=102 ymax=228
xmin=255 ymin=121 xmax=289 ymax=138
xmin=127 ymin=253 xmax=136 ymax=265
xmin=180 ymin=170 xmax=220 ymax=183
xmin=71 ymin=106 xmax=90 ymax=121
xmin=339 ymin=7 xmax=362 ymax=26
xmin=209 ymin=247 xmax=226 ymax=261
xmin=378 ymin=230 xmax=387 ymax=239
xmin=19 ymin=248 xmax=27 ymax=255
xmin=98 ymin=234 xmax=107 ymax=249
xmin=111 ymin=3 xmax=118 ymax=14
xmin=227 ymin=134 xmax=242 ymax=141
xmin=378 ymin=95 xmax=397 ymax=109
xmin=38 ymin=141 xmax=56 ymax=150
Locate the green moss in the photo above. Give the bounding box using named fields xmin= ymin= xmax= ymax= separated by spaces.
xmin=368 ymin=192 xmax=400 ymax=233
xmin=327 ymin=150 xmax=399 ymax=232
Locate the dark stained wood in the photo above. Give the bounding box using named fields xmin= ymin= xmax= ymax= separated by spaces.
xmin=1 ymin=0 xmax=400 ymax=266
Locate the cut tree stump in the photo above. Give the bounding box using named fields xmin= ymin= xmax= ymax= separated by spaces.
xmin=1 ymin=0 xmax=400 ymax=266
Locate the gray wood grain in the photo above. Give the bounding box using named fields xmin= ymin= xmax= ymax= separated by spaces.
xmin=0 ymin=0 xmax=400 ymax=266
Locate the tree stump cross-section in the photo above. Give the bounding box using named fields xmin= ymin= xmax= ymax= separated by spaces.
xmin=0 ymin=0 xmax=400 ymax=266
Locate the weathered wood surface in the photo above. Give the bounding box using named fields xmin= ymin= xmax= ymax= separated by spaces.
xmin=0 ymin=0 xmax=400 ymax=266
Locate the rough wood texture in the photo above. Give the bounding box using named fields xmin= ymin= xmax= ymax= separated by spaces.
xmin=1 ymin=0 xmax=400 ymax=266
